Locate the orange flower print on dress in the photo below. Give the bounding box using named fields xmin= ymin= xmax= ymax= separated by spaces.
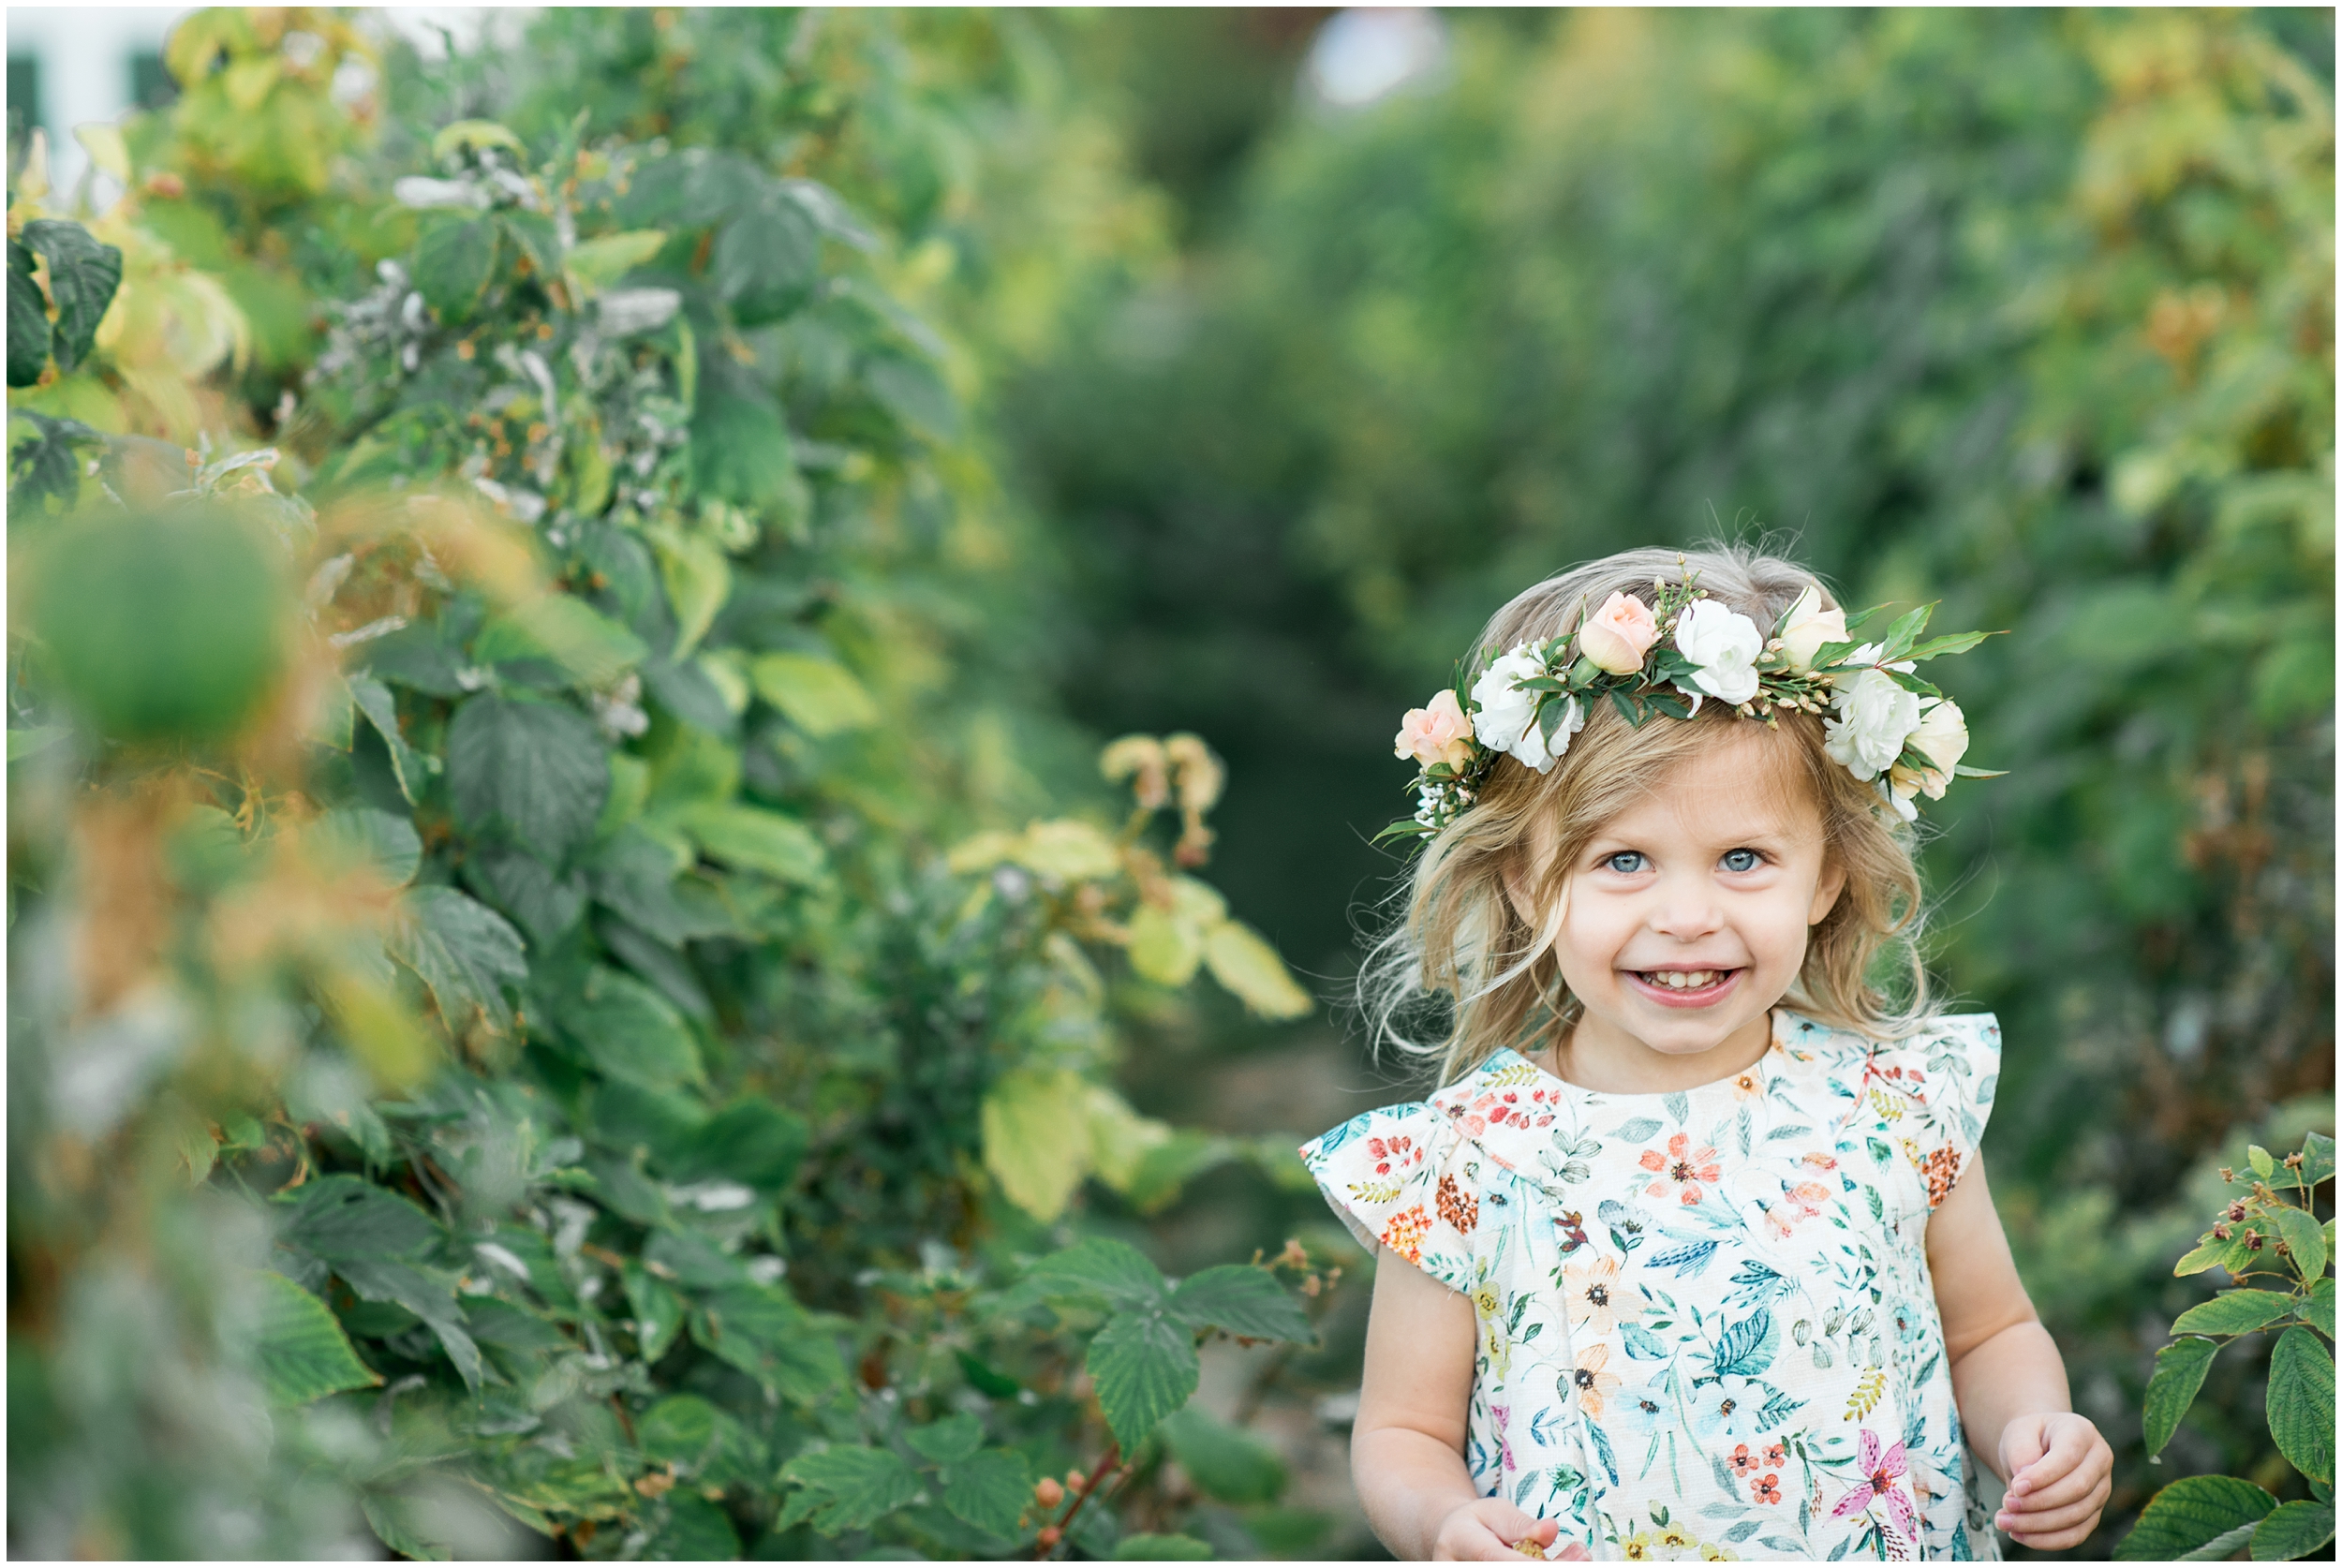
xmin=1380 ymin=1204 xmax=1432 ymax=1263
xmin=1752 ymin=1472 xmax=1783 ymax=1506
xmin=1763 ymin=1178 xmax=1835 ymax=1239
xmin=1437 ymin=1173 xmax=1480 ymax=1235
xmin=1638 ymin=1132 xmax=1722 ymax=1206
xmin=1566 ymin=1342 xmax=1621 ymax=1419
xmin=1727 ymin=1443 xmax=1762 ymax=1478
xmin=1917 ymin=1145 xmax=1962 ymax=1207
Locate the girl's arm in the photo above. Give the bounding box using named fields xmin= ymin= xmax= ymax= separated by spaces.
xmin=1927 ymin=1152 xmax=2112 ymax=1551
xmin=1352 ymin=1257 xmax=1560 ymax=1561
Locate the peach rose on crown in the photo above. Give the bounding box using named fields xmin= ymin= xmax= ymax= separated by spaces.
xmin=1384 ymin=573 xmax=2000 ymax=841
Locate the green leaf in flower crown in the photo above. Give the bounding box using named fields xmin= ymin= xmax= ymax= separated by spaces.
xmin=1087 ymin=1309 xmax=1199 ymax=1451
xmin=2114 ymin=1474 xmax=2275 ymax=1561
xmin=388 ymin=885 xmax=528 ymax=1038
xmin=1900 ymin=629 xmax=1996 ymax=661
xmin=1164 ymin=1265 xmax=1311 ymax=1342
xmin=2268 ymin=1325 xmax=2335 ymax=1484
xmin=20 ymin=218 xmax=124 ymax=374
xmin=2142 ymin=1337 xmax=2218 ymax=1457
xmin=252 ymin=1271 xmax=382 ymax=1404
xmin=447 ymin=694 xmax=610 ymax=864
xmin=942 ymin=1449 xmax=1032 ymax=1538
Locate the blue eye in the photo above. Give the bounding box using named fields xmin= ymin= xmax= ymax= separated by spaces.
xmin=1605 ymin=851 xmax=1647 ymax=874
xmin=1721 ymin=849 xmax=1760 ymax=873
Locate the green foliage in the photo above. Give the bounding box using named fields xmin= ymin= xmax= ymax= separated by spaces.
xmin=2123 ymin=1132 xmax=2334 ymax=1560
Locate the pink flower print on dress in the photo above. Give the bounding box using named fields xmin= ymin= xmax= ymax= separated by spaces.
xmin=1366 ymin=1134 xmax=1419 ymax=1177
xmin=1490 ymin=1404 xmax=1517 ymax=1474
xmin=1638 ymin=1132 xmax=1722 ymax=1206
xmin=1830 ymin=1428 xmax=1920 ymax=1540
xmin=1763 ymin=1178 xmax=1836 ymax=1239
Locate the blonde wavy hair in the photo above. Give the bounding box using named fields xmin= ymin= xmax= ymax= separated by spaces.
xmin=1358 ymin=542 xmax=1933 ymax=1089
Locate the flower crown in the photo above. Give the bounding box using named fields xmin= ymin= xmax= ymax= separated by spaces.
xmin=1384 ymin=571 xmax=2001 ymax=843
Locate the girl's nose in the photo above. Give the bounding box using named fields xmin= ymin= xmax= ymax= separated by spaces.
xmin=1649 ymin=879 xmax=1724 ymax=939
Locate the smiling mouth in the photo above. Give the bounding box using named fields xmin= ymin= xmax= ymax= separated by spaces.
xmin=1627 ymin=968 xmax=1743 ymax=1003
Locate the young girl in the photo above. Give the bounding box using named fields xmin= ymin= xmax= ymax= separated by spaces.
xmin=1304 ymin=546 xmax=2112 ymax=1561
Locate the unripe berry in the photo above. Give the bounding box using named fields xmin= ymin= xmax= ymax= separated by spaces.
xmin=1038 ymin=1526 xmax=1062 ymax=1549
xmin=1033 ymin=1477 xmax=1065 ymax=1510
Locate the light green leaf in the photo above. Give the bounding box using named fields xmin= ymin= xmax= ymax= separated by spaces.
xmin=1159 ymin=1406 xmax=1285 ymax=1505
xmin=2251 ymin=1145 xmax=2276 ymax=1179
xmin=2143 ymin=1338 xmax=2218 ymax=1457
xmin=982 ymin=1069 xmax=1095 ymax=1222
xmin=387 ymin=886 xmax=527 ymax=1038
xmin=473 ymin=595 xmax=648 ymax=688
xmin=2175 ymin=1237 xmax=2232 ymax=1277
xmin=750 ymin=651 xmax=879 ymax=736
xmin=775 ymin=1446 xmax=921 ymax=1535
xmin=624 ymin=1265 xmax=685 ymax=1363
xmin=676 ymin=802 xmax=827 ymax=884
xmin=2302 ymin=1132 xmax=2335 ymax=1188
xmin=2115 ymin=1475 xmax=2276 ymax=1561
xmin=2250 ymin=1500 xmax=2334 ymax=1561
xmin=252 ymin=1271 xmax=381 ymax=1404
xmin=430 ymin=119 xmax=526 ymax=161
xmin=560 ymin=968 xmax=702 ymax=1088
xmin=2276 ymin=1206 xmax=2327 ymax=1285
xmin=565 ymin=229 xmax=667 ymax=293
xmin=941 ymin=1449 xmax=1032 ymax=1538
xmin=1127 ymin=904 xmax=1204 ymax=986
xmin=1202 ymin=920 xmax=1312 ymax=1019
xmin=1087 ymin=1084 xmax=1174 ymax=1193
xmin=1165 ymin=1265 xmax=1312 ymax=1342
xmin=2306 ymin=1278 xmax=2335 ymax=1340
xmin=2268 ymin=1325 xmax=2335 ymax=1484
xmin=1113 ymin=1534 xmax=1212 ymax=1561
xmin=648 ymin=526 xmax=731 ymax=659
xmin=1087 ymin=1310 xmax=1198 ymax=1451
xmin=2172 ymin=1290 xmax=2300 ymax=1338
xmin=7 ymin=724 xmax=67 ymax=762
xmin=635 ymin=1395 xmax=719 ymax=1466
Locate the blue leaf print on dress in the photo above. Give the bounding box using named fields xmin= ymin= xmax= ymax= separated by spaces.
xmin=1646 ymin=1239 xmax=1719 ymax=1278
xmin=1710 ymin=1309 xmax=1779 ymax=1379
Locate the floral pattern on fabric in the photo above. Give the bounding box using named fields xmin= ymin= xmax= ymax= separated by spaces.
xmin=1299 ymin=1010 xmax=2002 ymax=1562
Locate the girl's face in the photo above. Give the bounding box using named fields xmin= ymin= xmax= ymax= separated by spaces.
xmin=1545 ymin=726 xmax=1845 ymax=1080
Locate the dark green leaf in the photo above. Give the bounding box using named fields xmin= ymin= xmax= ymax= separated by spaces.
xmin=389 ymin=885 xmax=528 ymax=1038
xmin=1164 ymin=1265 xmax=1311 ymax=1341
xmin=413 ymin=217 xmax=498 ymax=323
xmin=907 ymin=1412 xmax=984 ymax=1464
xmin=2269 ymin=1326 xmax=2335 ymax=1484
xmin=311 ymin=807 xmax=422 ymax=888
xmin=1113 ymin=1534 xmax=1212 ymax=1560
xmin=625 ymin=1264 xmax=686 ymax=1362
xmin=2172 ymin=1290 xmax=2301 ymax=1338
xmin=1087 ymin=1310 xmax=1198 ymax=1450
xmin=586 ymin=827 xmax=733 ymax=944
xmin=7 ymin=410 xmax=100 ymax=511
xmin=559 ymin=967 xmax=702 ymax=1088
xmin=2143 ymin=1338 xmax=2219 ymax=1457
xmin=333 ymin=1256 xmax=483 ymax=1391
xmin=252 ymin=1271 xmax=381 ymax=1404
xmin=348 ymin=674 xmax=428 ymax=805
xmin=667 ymin=1099 xmax=808 ymax=1190
xmin=1159 ymin=1406 xmax=1285 ymax=1504
xmin=462 ymin=845 xmax=586 ymax=948
xmin=276 ymin=1175 xmax=440 ymax=1260
xmin=637 ymin=1395 xmax=720 ymax=1466
xmin=712 ymin=196 xmax=820 ymax=323
xmin=696 ymin=1284 xmax=845 ymax=1404
xmin=2115 ymin=1475 xmax=2276 ymax=1561
xmin=8 ymin=240 xmax=49 ymax=386
xmin=642 ymin=1493 xmax=740 ymax=1561
xmin=775 ymin=1446 xmax=921 ymax=1535
xmin=1028 ymin=1237 xmax=1166 ymax=1310
xmin=864 ymin=351 xmax=958 ymax=441
xmin=446 ymin=694 xmax=610 ymax=863
xmin=2251 ymin=1500 xmax=2335 ymax=1561
xmin=941 ymin=1448 xmax=1031 ymax=1537
xmin=598 ymin=914 xmax=714 ymax=1019
xmin=22 ymin=219 xmax=124 ymax=373
xmin=691 ymin=377 xmax=798 ymax=510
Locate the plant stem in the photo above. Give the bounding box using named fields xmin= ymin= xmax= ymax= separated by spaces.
xmin=1037 ymin=1442 xmax=1122 ymax=1561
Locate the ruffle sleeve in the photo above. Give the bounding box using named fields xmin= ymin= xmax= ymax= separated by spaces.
xmin=1879 ymin=1012 xmax=2002 ymax=1208
xmin=1298 ymin=1102 xmax=1479 ymax=1295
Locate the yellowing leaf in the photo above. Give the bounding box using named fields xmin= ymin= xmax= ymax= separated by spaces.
xmin=981 ymin=1069 xmax=1094 ymax=1222
xmin=677 ymin=803 xmax=828 ymax=885
xmin=1086 ymin=1085 xmax=1174 ymax=1192
xmin=945 ymin=829 xmax=1021 ymax=875
xmin=1167 ymin=876 xmax=1227 ymax=926
xmin=566 ymin=229 xmax=668 ymax=294
xmin=1014 ymin=820 xmax=1122 ymax=882
xmin=74 ymin=122 xmax=130 ymax=183
xmin=751 ymin=651 xmax=879 ymax=736
xmin=1126 ymin=904 xmax=1203 ymax=986
xmin=431 ymin=119 xmax=526 ymax=163
xmin=1203 ymin=920 xmax=1312 ymax=1019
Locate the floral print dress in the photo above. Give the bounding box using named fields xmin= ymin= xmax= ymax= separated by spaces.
xmin=1300 ymin=1010 xmax=2002 ymax=1562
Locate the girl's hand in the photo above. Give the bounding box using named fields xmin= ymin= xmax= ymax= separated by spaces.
xmin=1431 ymin=1498 xmax=1560 ymax=1561
xmin=1994 ymin=1411 xmax=2112 ymax=1550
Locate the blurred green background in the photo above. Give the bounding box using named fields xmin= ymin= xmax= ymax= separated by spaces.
xmin=7 ymin=6 xmax=2332 ymax=1559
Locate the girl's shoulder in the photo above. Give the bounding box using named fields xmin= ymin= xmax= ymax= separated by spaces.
xmin=1774 ymin=1007 xmax=2001 ymax=1075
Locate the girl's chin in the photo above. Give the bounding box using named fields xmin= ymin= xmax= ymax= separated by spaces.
xmin=1622 ymin=968 xmax=1745 ymax=1010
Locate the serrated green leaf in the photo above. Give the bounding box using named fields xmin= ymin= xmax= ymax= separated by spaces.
xmin=691 ymin=375 xmax=797 ymax=509
xmin=1159 ymin=1406 xmax=1285 ymax=1504
xmin=2175 ymin=1237 xmax=2231 ymax=1277
xmin=2305 ymin=1278 xmax=2335 ymax=1340
xmin=2276 ymin=1206 xmax=2327 ymax=1284
xmin=389 ymin=886 xmax=528 ymax=1038
xmin=348 ymin=674 xmax=427 ymax=805
xmin=311 ymin=807 xmax=422 ymax=887
xmin=2172 ymin=1290 xmax=2299 ymax=1338
xmin=907 ymin=1412 xmax=984 ymax=1465
xmin=446 ymin=695 xmax=611 ymax=864
xmin=636 ymin=1395 xmax=719 ymax=1466
xmin=2115 ymin=1475 xmax=2276 ymax=1561
xmin=2251 ymin=1145 xmax=2276 ymax=1179
xmin=1027 ymin=1236 xmax=1165 ymax=1310
xmin=2143 ymin=1338 xmax=2218 ymax=1457
xmin=941 ymin=1448 xmax=1031 ymax=1538
xmin=2268 ymin=1326 xmax=2335 ymax=1484
xmin=2302 ymin=1132 xmax=2335 ymax=1188
xmin=1164 ymin=1265 xmax=1311 ymax=1341
xmin=276 ymin=1174 xmax=440 ymax=1260
xmin=643 ymin=1493 xmax=740 ymax=1561
xmin=2250 ymin=1500 xmax=2334 ymax=1561
xmin=1113 ymin=1533 xmax=1212 ymax=1560
xmin=22 ymin=218 xmax=124 ymax=373
xmin=1087 ymin=1310 xmax=1197 ymax=1450
xmin=750 ymin=651 xmax=879 ymax=736
xmin=713 ymin=196 xmax=819 ymax=324
xmin=697 ymin=1285 xmax=845 ymax=1404
xmin=776 ymin=1446 xmax=921 ymax=1535
xmin=413 ymin=216 xmax=498 ymax=322
xmin=559 ymin=967 xmax=702 ymax=1088
xmin=676 ymin=802 xmax=827 ymax=884
xmin=252 ymin=1271 xmax=381 ymax=1404
xmin=8 ymin=240 xmax=49 ymax=386
xmin=473 ymin=595 xmax=647 ymax=687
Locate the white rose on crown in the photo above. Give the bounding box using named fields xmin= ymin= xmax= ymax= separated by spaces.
xmin=1672 ymin=599 xmax=1765 ymax=705
xmin=1824 ymin=668 xmax=1924 ymax=780
xmin=1470 ymin=645 xmax=1582 ymax=774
